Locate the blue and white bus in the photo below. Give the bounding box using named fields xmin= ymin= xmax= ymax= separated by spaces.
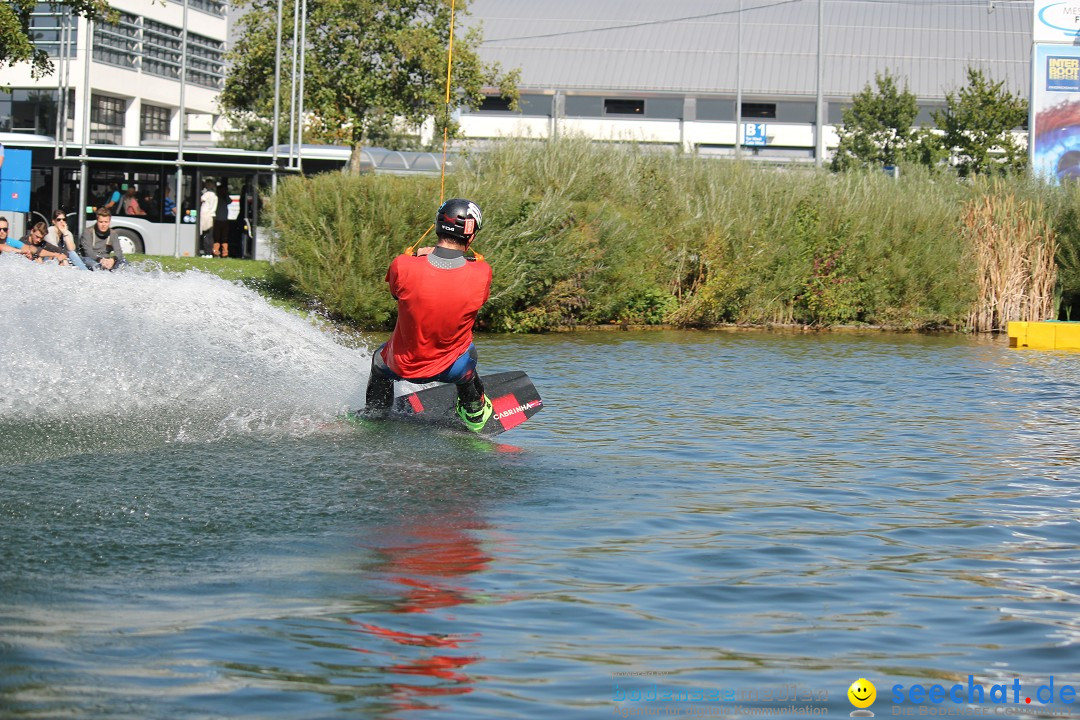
xmin=0 ymin=133 xmax=357 ymax=258
xmin=1 ymin=133 xmax=455 ymax=258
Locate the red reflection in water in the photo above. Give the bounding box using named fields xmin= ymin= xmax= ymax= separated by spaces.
xmin=350 ymin=512 xmax=493 ymax=715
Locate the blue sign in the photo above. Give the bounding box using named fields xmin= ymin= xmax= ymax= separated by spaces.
xmin=743 ymin=123 xmax=767 ymax=146
xmin=0 ymin=148 xmax=32 ymax=213
xmin=1048 ymin=55 xmax=1080 ymax=91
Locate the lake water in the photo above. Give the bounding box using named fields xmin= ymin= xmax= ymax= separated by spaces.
xmin=2 ymin=255 xmax=1080 ymax=719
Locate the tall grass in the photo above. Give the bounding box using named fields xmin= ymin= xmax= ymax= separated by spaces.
xmin=964 ymin=192 xmax=1057 ymax=332
xmin=269 ymin=173 xmax=439 ymax=326
xmin=265 ymin=138 xmax=1076 ymax=331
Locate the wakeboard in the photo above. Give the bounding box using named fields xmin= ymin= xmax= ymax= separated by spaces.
xmin=358 ymin=371 xmax=543 ymax=438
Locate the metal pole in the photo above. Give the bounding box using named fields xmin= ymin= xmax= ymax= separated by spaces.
xmin=272 ymin=0 xmax=284 ymax=193
xmin=297 ymin=0 xmax=307 ymax=172
xmin=174 ymin=0 xmax=189 ymax=258
xmin=735 ymin=0 xmax=743 ymax=160
xmin=288 ymin=0 xmax=300 ymax=168
xmin=77 ymin=17 xmax=93 ymax=238
xmin=815 ymin=0 xmax=825 ymax=167
xmin=55 ymin=7 xmax=70 ymax=159
xmin=553 ymin=90 xmax=562 ymax=141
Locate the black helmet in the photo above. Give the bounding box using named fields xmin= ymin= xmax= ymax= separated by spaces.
xmin=435 ymin=198 xmax=483 ymax=243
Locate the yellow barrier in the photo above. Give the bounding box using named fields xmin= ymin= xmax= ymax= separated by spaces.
xmin=1007 ymin=321 xmax=1080 ymax=350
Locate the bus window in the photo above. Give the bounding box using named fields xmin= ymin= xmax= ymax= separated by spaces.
xmin=163 ymin=174 xmax=177 ymax=221
xmin=29 ymin=167 xmax=52 ymax=223
xmin=169 ymin=171 xmax=196 ymax=224
xmin=58 ymin=169 xmax=80 ymax=217
xmin=87 ymin=170 xmax=126 ymax=214
xmin=130 ymin=172 xmax=162 ymax=220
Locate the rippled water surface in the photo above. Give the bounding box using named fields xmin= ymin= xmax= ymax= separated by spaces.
xmin=2 ymin=256 xmax=1080 ymax=719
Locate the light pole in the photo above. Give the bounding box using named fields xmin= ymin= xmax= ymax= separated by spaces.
xmin=735 ymin=0 xmax=743 ymax=160
xmin=816 ymin=0 xmax=825 ymax=167
xmin=174 ymin=0 xmax=189 ymax=258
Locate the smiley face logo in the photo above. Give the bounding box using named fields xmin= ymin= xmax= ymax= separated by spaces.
xmin=848 ymin=678 xmax=877 ymax=709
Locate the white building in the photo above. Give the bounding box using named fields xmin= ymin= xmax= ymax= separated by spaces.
xmin=0 ymin=0 xmax=229 ymax=146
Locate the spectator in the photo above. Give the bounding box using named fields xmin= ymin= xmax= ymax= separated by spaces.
xmin=0 ymin=141 xmax=4 ymax=171
xmin=142 ymin=189 xmax=158 ymax=219
xmin=122 ymin=186 xmax=147 ymax=216
xmin=199 ymin=179 xmax=217 ymax=257
xmin=0 ymin=216 xmax=34 ymax=259
xmin=44 ymin=210 xmax=89 ymax=270
xmin=20 ymin=222 xmax=71 ymax=265
xmin=44 ymin=210 xmax=76 ymax=251
xmin=163 ymin=186 xmax=176 ymax=219
xmin=101 ymin=182 xmax=121 ymax=213
xmin=79 ymin=208 xmax=127 ymax=271
xmin=213 ymin=182 xmax=231 ymax=257
xmin=238 ymin=181 xmax=255 ymax=259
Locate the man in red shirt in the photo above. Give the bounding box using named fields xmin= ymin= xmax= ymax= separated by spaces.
xmin=365 ymin=198 xmax=494 ymax=431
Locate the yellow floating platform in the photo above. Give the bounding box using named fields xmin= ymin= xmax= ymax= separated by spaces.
xmin=1007 ymin=321 xmax=1080 ymax=350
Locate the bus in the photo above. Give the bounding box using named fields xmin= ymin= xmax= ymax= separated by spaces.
xmin=0 ymin=133 xmax=363 ymax=259
xmin=1 ymin=134 xmax=456 ymax=258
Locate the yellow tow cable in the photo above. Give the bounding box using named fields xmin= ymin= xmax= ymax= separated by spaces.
xmin=403 ymin=0 xmax=481 ymax=263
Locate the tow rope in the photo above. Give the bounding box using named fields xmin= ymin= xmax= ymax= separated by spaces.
xmin=402 ymin=0 xmax=481 ymax=263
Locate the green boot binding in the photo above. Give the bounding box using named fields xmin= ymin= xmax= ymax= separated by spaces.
xmin=456 ymin=395 xmax=493 ymax=432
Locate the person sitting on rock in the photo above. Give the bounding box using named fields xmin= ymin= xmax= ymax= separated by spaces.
xmin=78 ymin=208 xmax=127 ymax=271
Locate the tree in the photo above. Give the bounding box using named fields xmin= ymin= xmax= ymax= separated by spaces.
xmin=932 ymin=67 xmax=1028 ymax=176
xmin=0 ymin=0 xmax=110 ymax=78
xmin=222 ymin=0 xmax=519 ymax=172
xmin=830 ymin=71 xmax=921 ymax=171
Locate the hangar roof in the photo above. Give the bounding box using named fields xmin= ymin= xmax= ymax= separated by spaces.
xmin=467 ymin=0 xmax=1032 ymax=101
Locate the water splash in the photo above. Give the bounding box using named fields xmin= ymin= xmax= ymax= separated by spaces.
xmin=0 ymin=255 xmax=372 ymax=460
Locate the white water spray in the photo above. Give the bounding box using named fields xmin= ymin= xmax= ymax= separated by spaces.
xmin=0 ymin=255 xmax=373 ymax=454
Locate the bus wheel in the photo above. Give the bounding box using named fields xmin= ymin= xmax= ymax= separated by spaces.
xmin=115 ymin=229 xmax=145 ymax=255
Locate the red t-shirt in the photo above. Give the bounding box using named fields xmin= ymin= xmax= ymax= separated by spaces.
xmin=380 ymin=253 xmax=492 ymax=379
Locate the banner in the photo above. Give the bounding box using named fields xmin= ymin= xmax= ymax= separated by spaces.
xmin=1030 ymin=44 xmax=1080 ymax=181
xmin=1034 ymin=0 xmax=1080 ymax=44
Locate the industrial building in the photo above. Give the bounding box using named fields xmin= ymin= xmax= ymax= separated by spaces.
xmin=0 ymin=0 xmax=1032 ymax=164
xmin=459 ymin=0 xmax=1032 ymax=162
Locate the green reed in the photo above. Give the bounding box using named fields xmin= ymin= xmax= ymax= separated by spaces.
xmin=266 ymin=138 xmax=1078 ymax=331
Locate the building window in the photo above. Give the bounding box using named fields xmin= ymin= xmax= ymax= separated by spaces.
xmin=93 ymin=10 xmax=140 ymax=69
xmin=141 ymin=104 xmax=171 ymax=141
xmin=90 ymin=94 xmax=125 ymax=145
xmin=644 ymin=97 xmax=683 ymax=120
xmin=0 ymin=89 xmax=74 ymax=137
xmin=697 ymin=99 xmax=734 ymax=122
xmin=469 ymin=93 xmax=553 ymax=116
xmin=100 ymin=16 xmax=225 ymax=89
xmin=741 ymin=103 xmax=776 ymax=119
xmin=915 ymin=104 xmax=946 ymax=127
xmin=30 ymin=3 xmax=78 ymax=57
xmin=144 ymin=20 xmax=182 ymax=79
xmin=605 ymin=99 xmax=644 ymax=115
xmin=479 ymin=96 xmax=513 ymax=112
xmin=774 ymin=101 xmax=816 ymax=123
xmin=168 ymin=0 xmax=226 ymax=17
xmin=827 ymin=104 xmax=847 ymax=125
xmin=186 ymin=32 xmax=225 ymax=89
xmin=519 ymin=94 xmax=552 ymax=116
xmin=564 ymin=96 xmax=603 ymax=118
